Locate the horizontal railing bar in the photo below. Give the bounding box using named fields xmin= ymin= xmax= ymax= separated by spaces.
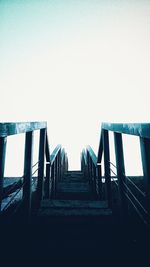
xmin=32 ymin=168 xmax=39 ymax=177
xmin=126 ymin=176 xmax=146 ymax=198
xmin=110 ymin=168 xmax=117 ymax=177
xmin=109 ymin=161 xmax=117 ymax=169
xmin=11 ymin=177 xmax=38 ymax=215
xmin=109 ymin=160 xmax=145 ymax=197
xmin=124 ymin=192 xmax=148 ymax=225
xmin=2 ymin=185 xmax=23 ymax=211
xmin=0 ymin=121 xmax=47 ymax=137
xmin=102 ymin=122 xmax=150 ymax=138
xmin=113 ymin=180 xmax=118 ymax=187
xmin=3 ymin=161 xmax=40 ymax=199
xmin=3 ymin=175 xmax=38 ymax=211
xmin=123 ymin=181 xmax=148 ymax=215
xmin=32 ymin=161 xmax=40 ymax=168
xmin=2 ymin=179 xmax=23 ymax=199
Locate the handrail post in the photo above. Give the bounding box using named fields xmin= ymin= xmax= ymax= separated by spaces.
xmin=51 ymin=163 xmax=55 ymax=198
xmin=53 ymin=160 xmax=56 ymax=198
xmin=0 ymin=137 xmax=7 ymax=211
xmin=97 ymin=163 xmax=102 ymax=199
xmin=103 ymin=129 xmax=112 ymax=208
xmin=55 ymin=156 xmax=58 ymax=197
xmin=140 ymin=137 xmax=150 ymax=213
xmin=45 ymin=162 xmax=51 ymax=199
xmin=58 ymin=151 xmax=61 ymax=181
xmin=93 ymin=165 xmax=97 ymax=197
xmin=37 ymin=128 xmax=46 ymax=203
xmin=23 ymin=131 xmax=33 ymax=220
xmin=114 ymin=132 xmax=128 ymax=221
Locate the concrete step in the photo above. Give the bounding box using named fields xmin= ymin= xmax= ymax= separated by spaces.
xmin=38 ymin=199 xmax=112 ymax=217
xmin=56 ymin=181 xmax=92 ymax=200
xmin=57 ymin=182 xmax=90 ymax=193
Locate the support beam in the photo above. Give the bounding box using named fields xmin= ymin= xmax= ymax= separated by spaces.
xmin=97 ymin=164 xmax=102 ymax=199
xmin=45 ymin=162 xmax=51 ymax=199
xmin=114 ymin=132 xmax=128 ymax=219
xmin=140 ymin=137 xmax=150 ymax=212
xmin=37 ymin=129 xmax=46 ymax=203
xmin=103 ymin=130 xmax=112 ymax=208
xmin=23 ymin=131 xmax=33 ymax=219
xmin=0 ymin=137 xmax=7 ymax=211
xmin=51 ymin=163 xmax=55 ymax=198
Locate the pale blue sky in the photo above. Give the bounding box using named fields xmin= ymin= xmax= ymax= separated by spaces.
xmin=0 ymin=0 xmax=150 ymax=173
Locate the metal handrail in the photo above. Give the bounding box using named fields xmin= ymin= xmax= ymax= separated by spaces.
xmin=108 ymin=160 xmax=146 ymax=197
xmin=102 ymin=122 xmax=150 ymax=138
xmin=0 ymin=121 xmax=47 ymax=137
xmin=86 ymin=146 xmax=97 ymax=167
xmin=50 ymin=145 xmax=61 ymax=165
xmin=2 ymin=162 xmax=41 ymax=210
xmin=122 ymin=181 xmax=148 ymax=215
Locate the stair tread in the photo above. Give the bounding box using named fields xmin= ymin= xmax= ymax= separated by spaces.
xmin=41 ymin=199 xmax=108 ymax=209
xmin=38 ymin=200 xmax=112 ymax=217
xmin=38 ymin=208 xmax=112 ymax=217
xmin=58 ymin=182 xmax=90 ymax=193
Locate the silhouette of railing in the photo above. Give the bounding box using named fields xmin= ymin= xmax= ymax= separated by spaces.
xmin=81 ymin=146 xmax=101 ymax=199
xmin=1 ymin=121 xmax=150 ymax=224
xmin=82 ymin=123 xmax=150 ymax=224
xmin=0 ymin=122 xmax=68 ymax=219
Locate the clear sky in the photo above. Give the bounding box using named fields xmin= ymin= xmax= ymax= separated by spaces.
xmin=0 ymin=0 xmax=150 ymax=175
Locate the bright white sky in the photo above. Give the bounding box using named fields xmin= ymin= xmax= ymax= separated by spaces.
xmin=0 ymin=0 xmax=150 ymax=175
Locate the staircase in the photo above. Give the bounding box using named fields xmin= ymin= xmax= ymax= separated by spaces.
xmin=1 ymin=122 xmax=150 ymax=265
xmin=37 ymin=171 xmax=112 ymax=222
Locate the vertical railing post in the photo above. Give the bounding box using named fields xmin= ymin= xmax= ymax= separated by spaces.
xmin=65 ymin=154 xmax=68 ymax=172
xmin=114 ymin=132 xmax=128 ymax=220
xmin=57 ymin=151 xmax=60 ymax=182
xmin=55 ymin=156 xmax=58 ymax=197
xmin=87 ymin=152 xmax=90 ymax=181
xmin=97 ymin=163 xmax=102 ymax=199
xmin=51 ymin=163 xmax=54 ymax=198
xmin=0 ymin=137 xmax=7 ymax=211
xmin=140 ymin=137 xmax=150 ymax=213
xmin=93 ymin=165 xmax=97 ymax=197
xmin=45 ymin=162 xmax=51 ymax=199
xmin=59 ymin=151 xmax=62 ymax=180
xmin=53 ymin=161 xmax=56 ymax=198
xmin=23 ymin=131 xmax=33 ymax=220
xmin=63 ymin=156 xmax=65 ymax=177
xmin=54 ymin=160 xmax=56 ymax=197
xmin=103 ymin=129 xmax=112 ymax=208
xmin=37 ymin=128 xmax=46 ymax=203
